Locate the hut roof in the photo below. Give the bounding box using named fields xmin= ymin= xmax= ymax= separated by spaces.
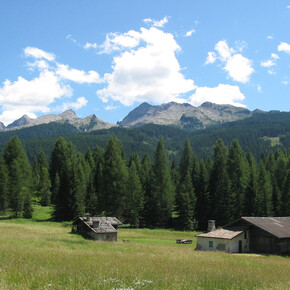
xmin=91 ymin=217 xmax=123 ymax=226
xmin=240 ymin=217 xmax=290 ymax=238
xmin=196 ymin=226 xmax=248 ymax=240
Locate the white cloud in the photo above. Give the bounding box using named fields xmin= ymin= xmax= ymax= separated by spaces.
xmin=282 ymin=80 xmax=289 ymax=85
xmin=189 ymin=84 xmax=246 ymax=107
xmin=24 ymin=47 xmax=55 ymax=61
xmin=84 ymin=42 xmax=98 ymax=49
xmin=143 ymin=17 xmax=168 ymax=27
xmin=56 ymin=64 xmax=102 ymax=84
xmin=278 ymin=42 xmax=290 ymax=54
xmin=271 ymin=53 xmax=279 ymax=60
xmin=0 ymin=71 xmax=72 ymax=125
xmin=97 ymin=26 xmax=195 ymax=106
xmin=205 ymin=52 xmax=217 ymax=64
xmin=257 ymin=85 xmax=262 ymax=93
xmin=261 ymin=59 xmax=276 ymax=67
xmin=185 ymin=29 xmax=195 ymax=37
xmin=105 ymin=105 xmax=118 ymax=111
xmin=267 ymin=35 xmax=273 ymax=40
xmin=205 ymin=40 xmax=254 ymax=83
xmin=58 ymin=97 xmax=88 ymax=111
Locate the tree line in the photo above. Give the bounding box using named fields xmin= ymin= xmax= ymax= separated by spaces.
xmin=0 ymin=135 xmax=289 ymax=230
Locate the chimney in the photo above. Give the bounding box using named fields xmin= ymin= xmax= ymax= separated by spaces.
xmin=207 ymin=220 xmax=216 ymax=232
xmin=85 ymin=213 xmax=92 ymax=224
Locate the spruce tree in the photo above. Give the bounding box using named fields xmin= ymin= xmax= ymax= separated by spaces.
xmin=124 ymin=161 xmax=144 ymax=227
xmin=0 ymin=159 xmax=8 ymax=213
xmin=244 ymin=152 xmax=257 ymax=216
xmin=280 ymin=169 xmax=290 ymax=216
xmin=3 ymin=136 xmax=32 ymax=217
xmin=100 ymin=136 xmax=128 ymax=217
xmin=255 ymin=161 xmax=273 ymax=216
xmin=209 ymin=139 xmax=230 ymax=225
xmin=227 ymin=139 xmax=247 ymax=219
xmin=151 ymin=137 xmax=175 ymax=227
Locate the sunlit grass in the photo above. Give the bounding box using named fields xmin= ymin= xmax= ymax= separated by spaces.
xmin=0 ymin=209 xmax=289 ymax=289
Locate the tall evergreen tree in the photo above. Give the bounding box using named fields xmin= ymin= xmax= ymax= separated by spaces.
xmin=151 ymin=138 xmax=175 ymax=227
xmin=227 ymin=139 xmax=247 ymax=219
xmin=100 ymin=136 xmax=128 ymax=217
xmin=195 ymin=159 xmax=210 ymax=230
xmin=0 ymin=159 xmax=8 ymax=213
xmin=244 ymin=152 xmax=257 ymax=216
xmin=255 ymin=161 xmax=273 ymax=216
xmin=3 ymin=136 xmax=32 ymax=217
xmin=124 ymin=161 xmax=144 ymax=227
xmin=280 ymin=169 xmax=290 ymax=216
xmin=209 ymin=139 xmax=230 ymax=225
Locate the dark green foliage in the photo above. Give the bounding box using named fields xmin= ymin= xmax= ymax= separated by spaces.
xmin=100 ymin=136 xmax=128 ymax=217
xmin=0 ymin=159 xmax=8 ymax=213
xmin=124 ymin=161 xmax=144 ymax=227
xmin=23 ymin=189 xmax=33 ymax=218
xmin=151 ymin=138 xmax=175 ymax=227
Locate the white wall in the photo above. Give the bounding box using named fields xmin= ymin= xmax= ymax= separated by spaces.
xmin=196 ymin=230 xmax=250 ymax=253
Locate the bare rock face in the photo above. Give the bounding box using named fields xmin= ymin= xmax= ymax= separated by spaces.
xmin=7 ymin=115 xmax=33 ymax=129
xmin=2 ymin=110 xmax=116 ymax=132
xmin=118 ymin=101 xmax=253 ymax=130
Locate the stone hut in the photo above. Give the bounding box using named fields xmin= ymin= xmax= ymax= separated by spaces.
xmin=72 ymin=215 xmax=123 ymax=242
xmin=196 ymin=217 xmax=290 ymax=255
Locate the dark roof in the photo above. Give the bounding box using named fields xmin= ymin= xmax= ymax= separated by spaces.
xmin=91 ymin=217 xmax=123 ymax=226
xmin=241 ymin=217 xmax=290 ymax=238
xmin=92 ymin=222 xmax=117 ymax=234
xmin=196 ymin=226 xmax=248 ymax=240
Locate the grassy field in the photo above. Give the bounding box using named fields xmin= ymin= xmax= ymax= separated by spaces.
xmin=0 ymin=208 xmax=289 ymax=289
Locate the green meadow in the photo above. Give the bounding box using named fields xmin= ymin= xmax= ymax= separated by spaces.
xmin=0 ymin=207 xmax=289 ymax=289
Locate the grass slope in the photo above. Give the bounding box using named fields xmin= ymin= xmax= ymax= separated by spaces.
xmin=0 ymin=211 xmax=290 ymax=289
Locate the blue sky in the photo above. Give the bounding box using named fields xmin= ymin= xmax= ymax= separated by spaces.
xmin=0 ymin=1 xmax=289 ymax=126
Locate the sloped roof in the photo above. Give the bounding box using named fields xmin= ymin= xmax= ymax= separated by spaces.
xmin=91 ymin=217 xmax=123 ymax=226
xmin=196 ymin=226 xmax=248 ymax=240
xmin=241 ymin=217 xmax=290 ymax=238
xmin=92 ymin=222 xmax=117 ymax=234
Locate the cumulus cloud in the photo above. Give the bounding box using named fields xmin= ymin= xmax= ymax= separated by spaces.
xmin=206 ymin=40 xmax=254 ymax=83
xmin=189 ymin=84 xmax=246 ymax=108
xmin=278 ymin=42 xmax=290 ymax=54
xmin=0 ymin=71 xmax=72 ymax=125
xmin=261 ymin=53 xmax=279 ymax=74
xmin=84 ymin=42 xmax=98 ymax=49
xmin=56 ymin=64 xmax=102 ymax=84
xmin=97 ymin=26 xmax=195 ymax=106
xmin=24 ymin=47 xmax=55 ymax=61
xmin=143 ymin=17 xmax=168 ymax=27
xmin=185 ymin=29 xmax=195 ymax=37
xmin=57 ymin=96 xmax=88 ymax=111
xmin=0 ymin=46 xmax=101 ymax=125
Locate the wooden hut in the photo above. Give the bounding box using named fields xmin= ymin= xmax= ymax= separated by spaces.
xmin=72 ymin=215 xmax=123 ymax=242
xmin=196 ymin=217 xmax=290 ymax=255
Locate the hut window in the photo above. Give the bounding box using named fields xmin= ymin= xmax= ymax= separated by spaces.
xmin=209 ymin=241 xmax=213 ymax=248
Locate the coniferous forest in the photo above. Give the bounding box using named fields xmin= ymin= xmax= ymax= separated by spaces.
xmin=0 ymin=135 xmax=289 ymax=230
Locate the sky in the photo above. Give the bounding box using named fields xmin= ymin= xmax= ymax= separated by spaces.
xmin=0 ymin=1 xmax=289 ymax=126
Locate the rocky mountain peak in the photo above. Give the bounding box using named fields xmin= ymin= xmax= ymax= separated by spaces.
xmin=7 ymin=114 xmax=33 ymax=129
xmin=59 ymin=109 xmax=78 ymax=121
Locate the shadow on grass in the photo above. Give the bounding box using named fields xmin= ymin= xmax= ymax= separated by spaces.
xmin=0 ymin=216 xmax=12 ymax=220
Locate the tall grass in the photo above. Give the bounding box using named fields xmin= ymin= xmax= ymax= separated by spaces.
xmin=0 ymin=215 xmax=289 ymax=289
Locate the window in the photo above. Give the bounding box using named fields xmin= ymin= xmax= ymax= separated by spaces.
xmin=209 ymin=241 xmax=213 ymax=248
xmin=244 ymin=231 xmax=247 ymax=239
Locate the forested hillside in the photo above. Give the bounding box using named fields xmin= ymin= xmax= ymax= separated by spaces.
xmin=0 ymin=135 xmax=289 ymax=231
xmin=1 ymin=110 xmax=290 ymax=162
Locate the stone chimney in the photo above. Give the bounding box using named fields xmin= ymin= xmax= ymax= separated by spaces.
xmin=85 ymin=213 xmax=92 ymax=224
xmin=207 ymin=220 xmax=216 ymax=232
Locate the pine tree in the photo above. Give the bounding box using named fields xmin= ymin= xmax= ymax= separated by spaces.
xmin=280 ymin=169 xmax=290 ymax=216
xmin=255 ymin=161 xmax=273 ymax=216
xmin=124 ymin=161 xmax=144 ymax=227
xmin=0 ymin=159 xmax=8 ymax=213
xmin=140 ymin=154 xmax=154 ymax=227
xmin=23 ymin=189 xmax=33 ymax=218
xmin=227 ymin=139 xmax=247 ymax=219
xmin=244 ymin=152 xmax=257 ymax=216
xmin=151 ymin=138 xmax=175 ymax=227
xmin=100 ymin=136 xmax=128 ymax=217
xmin=209 ymin=139 xmax=230 ymax=225
xmin=195 ymin=159 xmax=210 ymax=230
xmin=3 ymin=136 xmax=32 ymax=217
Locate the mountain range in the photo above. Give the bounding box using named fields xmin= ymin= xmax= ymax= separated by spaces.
xmin=0 ymin=101 xmax=270 ymax=133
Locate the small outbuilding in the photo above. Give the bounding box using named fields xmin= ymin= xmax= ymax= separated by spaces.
xmin=196 ymin=217 xmax=290 ymax=255
xmin=72 ymin=215 xmax=123 ymax=242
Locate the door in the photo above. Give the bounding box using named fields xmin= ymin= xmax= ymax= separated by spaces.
xmin=239 ymin=240 xmax=243 ymax=253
